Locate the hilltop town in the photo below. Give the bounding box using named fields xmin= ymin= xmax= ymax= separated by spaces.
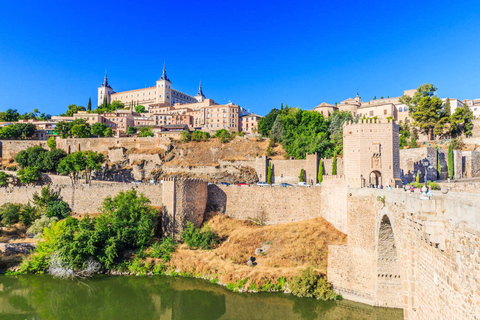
xmin=0 ymin=76 xmax=479 ymax=320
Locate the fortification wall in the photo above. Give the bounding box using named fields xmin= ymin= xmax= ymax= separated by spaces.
xmin=0 ymin=184 xmax=163 ymax=213
xmin=269 ymin=159 xmax=306 ymax=184
xmin=319 ymin=176 xmax=348 ymax=233
xmin=0 ymin=140 xmax=47 ymax=166
xmin=207 ymin=185 xmax=323 ymax=224
xmin=56 ymin=137 xmax=171 ymax=155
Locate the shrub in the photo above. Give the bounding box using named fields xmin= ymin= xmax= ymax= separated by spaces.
xmin=410 ymin=137 xmax=418 ymax=148
xmin=318 ymin=161 xmax=323 ymax=183
xmin=180 ymin=131 xmax=191 ymax=143
xmin=214 ymin=129 xmax=233 ymax=143
xmin=181 ymin=221 xmax=218 ymax=250
xmin=17 ymin=166 xmax=41 ymax=185
xmin=191 ymin=131 xmax=210 ymax=141
xmin=27 ymin=215 xmax=59 ymax=238
xmin=0 ymin=203 xmax=21 ymax=226
xmin=45 ymin=200 xmax=71 ymax=219
xmin=267 ymin=162 xmax=272 ymax=184
xmin=0 ymin=171 xmax=12 ymax=187
xmin=451 ymin=138 xmax=464 ymax=150
xmin=147 ymin=236 xmax=177 ymax=262
xmin=332 ymin=154 xmax=337 ymax=175
xmin=290 ymin=267 xmax=339 ymax=300
xmin=428 ymin=181 xmax=440 ymax=190
xmin=19 ymin=202 xmax=39 ymax=227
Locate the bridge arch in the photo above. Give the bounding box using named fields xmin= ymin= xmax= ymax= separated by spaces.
xmin=376 ymin=212 xmax=402 ymax=307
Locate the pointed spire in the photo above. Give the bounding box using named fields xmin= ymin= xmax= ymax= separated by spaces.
xmin=195 ymin=80 xmax=206 ymax=101
xmin=159 ymin=63 xmax=170 ymax=82
xmin=101 ymin=70 xmax=111 ymax=88
xmin=356 ymin=89 xmax=359 ymax=97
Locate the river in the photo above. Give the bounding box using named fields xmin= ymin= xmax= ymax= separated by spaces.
xmin=0 ymin=275 xmax=403 ymax=320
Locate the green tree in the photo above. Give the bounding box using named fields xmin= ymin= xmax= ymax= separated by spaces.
xmin=0 ymin=172 xmax=12 ymax=187
xmin=450 ymin=103 xmax=474 ymax=137
xmin=64 ymin=104 xmax=86 ymax=117
xmin=104 ymin=127 xmax=113 ymax=137
xmin=139 ymin=127 xmax=154 ymax=137
xmin=257 ymin=108 xmax=282 ymax=136
xmin=448 ymin=143 xmax=454 ymax=180
xmin=214 ymin=129 xmax=232 ymax=143
xmin=318 ymin=160 xmax=323 ymax=183
xmin=91 ymin=123 xmax=108 ymax=137
xmin=412 ymin=96 xmax=444 ymax=140
xmin=43 ymin=149 xmax=67 ymax=172
xmin=47 ymin=137 xmax=56 ymax=150
xmin=332 ymin=154 xmax=337 ymax=175
xmin=135 ymin=105 xmax=147 ymax=113
xmin=299 ymin=169 xmax=305 ymax=182
xmin=84 ymin=151 xmax=105 ymax=184
xmin=270 ymin=115 xmax=285 ymax=143
xmin=110 ymin=100 xmax=124 ymax=111
xmin=267 ymin=162 xmax=272 ymax=184
xmin=57 ymin=151 xmax=87 ymax=185
xmin=17 ymin=166 xmax=41 ymax=185
xmin=87 ymin=97 xmax=92 ymax=112
xmin=71 ymin=124 xmax=91 ymax=138
xmin=437 ymin=148 xmax=441 ymax=180
xmin=126 ymin=126 xmax=137 ymax=135
xmin=191 ymin=131 xmax=210 ymax=141
xmin=55 ymin=121 xmax=71 ymax=138
xmin=415 ymin=171 xmax=420 ymax=184
xmin=399 ymin=84 xmax=438 ymax=113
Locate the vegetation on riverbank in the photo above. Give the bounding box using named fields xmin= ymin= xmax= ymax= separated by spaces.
xmin=2 ymin=188 xmax=345 ymax=300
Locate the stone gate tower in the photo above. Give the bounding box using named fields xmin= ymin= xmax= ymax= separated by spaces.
xmin=343 ymin=120 xmax=401 ymax=188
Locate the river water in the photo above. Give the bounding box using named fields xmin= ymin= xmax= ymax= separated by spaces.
xmin=0 ymin=275 xmax=403 ymax=320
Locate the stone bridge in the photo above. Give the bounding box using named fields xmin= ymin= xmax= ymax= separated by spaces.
xmin=328 ymin=188 xmax=480 ymax=320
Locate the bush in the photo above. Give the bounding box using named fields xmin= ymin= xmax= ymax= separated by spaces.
xmin=147 ymin=236 xmax=177 ymax=262
xmin=0 ymin=171 xmax=12 ymax=187
xmin=45 ymin=200 xmax=71 ymax=219
xmin=27 ymin=215 xmax=59 ymax=238
xmin=19 ymin=202 xmax=39 ymax=227
xmin=17 ymin=166 xmax=41 ymax=185
xmin=181 ymin=221 xmax=218 ymax=250
xmin=0 ymin=203 xmax=21 ymax=226
xmin=214 ymin=129 xmax=233 ymax=143
xmin=290 ymin=267 xmax=339 ymax=300
xmin=428 ymin=181 xmax=440 ymax=190
xmin=191 ymin=131 xmax=210 ymax=141
xmin=451 ymin=138 xmax=464 ymax=150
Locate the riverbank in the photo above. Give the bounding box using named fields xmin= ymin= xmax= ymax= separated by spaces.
xmin=2 ymin=214 xmax=347 ymax=296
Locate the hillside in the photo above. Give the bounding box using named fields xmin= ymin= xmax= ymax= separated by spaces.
xmin=160 ymin=214 xmax=347 ymax=289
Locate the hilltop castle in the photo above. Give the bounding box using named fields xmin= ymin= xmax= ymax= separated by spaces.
xmin=98 ymin=65 xmax=206 ymax=109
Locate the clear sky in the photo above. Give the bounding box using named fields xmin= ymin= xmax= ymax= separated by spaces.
xmin=0 ymin=0 xmax=479 ymax=116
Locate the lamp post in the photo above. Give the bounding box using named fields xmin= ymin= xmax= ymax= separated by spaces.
xmin=281 ymin=174 xmax=283 ymax=185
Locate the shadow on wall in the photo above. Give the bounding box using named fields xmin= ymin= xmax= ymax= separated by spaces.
xmin=206 ymin=184 xmax=226 ymax=213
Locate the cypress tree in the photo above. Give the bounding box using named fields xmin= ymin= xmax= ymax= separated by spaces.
xmin=87 ymin=97 xmax=92 ymax=111
xmin=267 ymin=162 xmax=272 ymax=184
xmin=103 ymin=96 xmax=107 ymax=109
xmin=448 ymin=143 xmax=454 ymax=180
xmin=437 ymin=148 xmax=441 ymax=180
xmin=318 ymin=160 xmax=323 ymax=183
xmin=415 ymin=171 xmax=420 ymax=184
xmin=332 ymin=154 xmax=337 ymax=175
xmin=299 ymin=169 xmax=305 ymax=182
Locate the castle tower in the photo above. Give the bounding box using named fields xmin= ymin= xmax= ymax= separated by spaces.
xmin=194 ymin=81 xmax=206 ymax=102
xmin=156 ymin=64 xmax=172 ymax=106
xmin=98 ymin=71 xmax=114 ymax=106
xmin=343 ymin=121 xmax=401 ymax=188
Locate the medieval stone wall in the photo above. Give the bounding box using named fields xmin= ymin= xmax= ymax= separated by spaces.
xmin=0 ymin=140 xmax=47 ymax=166
xmin=56 ymin=137 xmax=171 ymax=155
xmin=0 ymin=183 xmax=163 ymax=213
xmin=162 ymin=178 xmax=208 ymax=238
xmin=207 ymin=184 xmax=323 ymax=225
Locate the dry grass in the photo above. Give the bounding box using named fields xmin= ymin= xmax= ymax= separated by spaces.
xmin=165 ymin=214 xmax=347 ymax=286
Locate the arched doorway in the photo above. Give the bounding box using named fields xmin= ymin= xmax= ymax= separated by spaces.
xmin=370 ymin=170 xmax=382 ymax=187
xmin=376 ymin=215 xmax=402 ymax=307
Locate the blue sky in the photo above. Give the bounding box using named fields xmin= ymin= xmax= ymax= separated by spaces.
xmin=0 ymin=0 xmax=479 ymax=116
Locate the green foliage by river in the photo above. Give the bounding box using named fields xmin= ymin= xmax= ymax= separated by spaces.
xmin=0 ymin=275 xmax=403 ymax=320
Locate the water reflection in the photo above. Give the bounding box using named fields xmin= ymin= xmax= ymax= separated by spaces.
xmin=0 ymin=275 xmax=403 ymax=320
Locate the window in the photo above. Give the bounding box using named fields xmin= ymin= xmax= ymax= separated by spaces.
xmin=369 ymin=111 xmax=373 ymax=116
xmin=384 ymin=109 xmax=387 ymax=115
